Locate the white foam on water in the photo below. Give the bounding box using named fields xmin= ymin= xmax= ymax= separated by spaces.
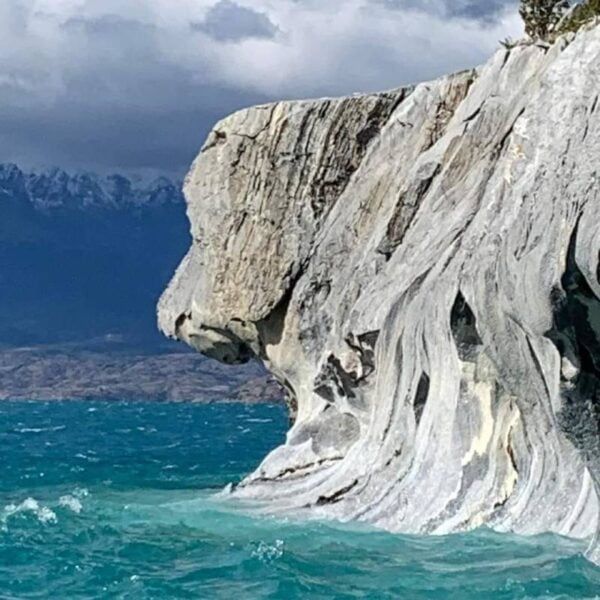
xmin=2 ymin=497 xmax=57 ymax=526
xmin=251 ymin=539 xmax=285 ymax=563
xmin=59 ymin=495 xmax=83 ymax=514
xmin=37 ymin=506 xmax=58 ymax=523
xmin=1 ymin=489 xmax=89 ymax=529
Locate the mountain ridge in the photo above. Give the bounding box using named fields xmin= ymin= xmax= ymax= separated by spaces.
xmin=0 ymin=163 xmax=184 ymax=212
xmin=0 ymin=162 xmax=188 ymax=347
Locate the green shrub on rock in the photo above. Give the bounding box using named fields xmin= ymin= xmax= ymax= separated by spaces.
xmin=519 ymin=0 xmax=570 ymax=40
xmin=558 ymin=0 xmax=600 ymax=33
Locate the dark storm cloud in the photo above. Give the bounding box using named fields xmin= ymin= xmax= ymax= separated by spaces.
xmin=0 ymin=87 xmax=268 ymax=176
xmin=191 ymin=0 xmax=279 ymax=42
xmin=0 ymin=4 xmax=269 ymax=175
xmin=0 ymin=0 xmax=521 ymax=175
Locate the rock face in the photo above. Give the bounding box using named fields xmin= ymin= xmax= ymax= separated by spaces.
xmin=159 ymin=26 xmax=600 ymax=560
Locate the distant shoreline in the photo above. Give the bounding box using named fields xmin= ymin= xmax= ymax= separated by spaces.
xmin=0 ymin=347 xmax=283 ymax=405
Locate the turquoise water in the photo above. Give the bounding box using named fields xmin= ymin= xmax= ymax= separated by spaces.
xmin=1 ymin=401 xmax=600 ymax=599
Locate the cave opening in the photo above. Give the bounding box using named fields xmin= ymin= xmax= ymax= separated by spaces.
xmin=546 ymin=229 xmax=600 ymax=466
xmin=450 ymin=290 xmax=483 ymax=361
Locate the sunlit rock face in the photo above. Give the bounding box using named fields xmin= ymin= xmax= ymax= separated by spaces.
xmin=159 ymin=26 xmax=600 ymax=561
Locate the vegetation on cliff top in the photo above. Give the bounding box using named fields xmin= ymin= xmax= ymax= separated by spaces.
xmin=519 ymin=0 xmax=600 ymax=41
xmin=559 ymin=0 xmax=600 ymax=32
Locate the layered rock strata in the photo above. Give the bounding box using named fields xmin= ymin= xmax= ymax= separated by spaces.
xmin=159 ymin=26 xmax=600 ymax=560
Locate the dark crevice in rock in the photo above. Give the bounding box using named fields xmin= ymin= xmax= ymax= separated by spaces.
xmin=500 ymin=49 xmax=511 ymax=70
xmin=356 ymin=330 xmax=380 ymax=350
xmin=174 ymin=311 xmax=190 ymax=335
xmin=463 ymin=103 xmax=484 ymax=125
xmin=384 ymin=448 xmax=403 ymax=468
xmin=202 ymin=129 xmax=227 ymax=152
xmin=229 ymin=108 xmax=275 ymax=142
xmin=233 ymin=210 xmax=248 ymax=234
xmin=251 ymin=456 xmax=344 ymax=485
xmin=414 ymin=372 xmax=430 ymax=426
xmin=423 ymin=70 xmax=477 ymax=151
xmin=314 ymin=378 xmax=335 ymax=403
xmin=309 ymin=93 xmax=408 ymax=220
xmin=314 ymin=331 xmax=380 ymax=405
xmin=314 ymin=354 xmax=359 ymax=401
xmin=493 ymin=497 xmax=509 ymax=510
xmin=256 ymin=263 xmax=306 ymax=355
xmin=194 ymin=326 xmax=255 ymax=365
xmin=507 ymin=434 xmax=519 ymax=475
xmin=582 ymin=122 xmax=590 ymax=141
xmin=284 ymin=388 xmax=299 ymax=426
xmin=525 ymin=336 xmax=553 ymax=401
xmin=493 ymin=108 xmax=526 ymax=159
xmin=275 ymin=375 xmax=298 ymax=426
xmin=316 ymin=479 xmax=359 ymax=506
xmin=356 ymin=92 xmax=407 ymax=148
xmin=255 ymin=266 xmax=308 ymax=425
xmin=546 ymin=227 xmax=600 ymax=466
xmin=450 ymin=292 xmax=483 ymax=360
xmin=377 ymin=163 xmax=441 ymax=261
xmin=345 ymin=330 xmax=380 ymax=383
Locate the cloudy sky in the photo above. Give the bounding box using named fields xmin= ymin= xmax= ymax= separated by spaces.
xmin=0 ymin=0 xmax=522 ymax=177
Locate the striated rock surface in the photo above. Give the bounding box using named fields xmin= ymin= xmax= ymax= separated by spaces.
xmin=159 ymin=26 xmax=600 ymax=560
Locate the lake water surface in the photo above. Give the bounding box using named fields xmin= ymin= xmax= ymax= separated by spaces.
xmin=1 ymin=400 xmax=599 ymax=599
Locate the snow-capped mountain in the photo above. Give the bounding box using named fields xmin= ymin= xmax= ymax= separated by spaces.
xmin=0 ymin=163 xmax=189 ymax=348
xmin=0 ymin=163 xmax=184 ymax=212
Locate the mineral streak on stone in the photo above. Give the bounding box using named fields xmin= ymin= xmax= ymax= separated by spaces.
xmin=159 ymin=26 xmax=600 ymax=561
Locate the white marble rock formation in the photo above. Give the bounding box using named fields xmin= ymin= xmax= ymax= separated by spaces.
xmin=159 ymin=25 xmax=600 ymax=561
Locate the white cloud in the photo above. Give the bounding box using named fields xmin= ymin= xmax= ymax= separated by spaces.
xmin=199 ymin=0 xmax=522 ymax=97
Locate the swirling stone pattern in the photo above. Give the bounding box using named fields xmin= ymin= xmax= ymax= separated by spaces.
xmin=159 ymin=26 xmax=600 ymax=561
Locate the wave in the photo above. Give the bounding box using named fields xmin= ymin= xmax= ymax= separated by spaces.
xmin=2 ymin=498 xmax=57 ymax=527
xmin=1 ymin=488 xmax=88 ymax=529
xmin=59 ymin=495 xmax=83 ymax=514
xmin=12 ymin=425 xmax=67 ymax=434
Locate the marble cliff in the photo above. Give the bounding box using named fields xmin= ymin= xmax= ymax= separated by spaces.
xmin=159 ymin=25 xmax=600 ymax=560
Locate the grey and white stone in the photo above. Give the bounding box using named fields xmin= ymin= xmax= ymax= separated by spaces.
xmin=159 ymin=25 xmax=600 ymax=561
